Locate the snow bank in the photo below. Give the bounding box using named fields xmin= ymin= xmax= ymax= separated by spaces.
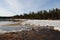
xmin=0 ymin=20 xmax=60 ymax=33
xmin=22 ymin=20 xmax=60 ymax=30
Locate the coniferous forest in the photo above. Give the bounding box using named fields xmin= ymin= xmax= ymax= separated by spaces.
xmin=0 ymin=8 xmax=60 ymax=20
xmin=13 ymin=8 xmax=60 ymax=20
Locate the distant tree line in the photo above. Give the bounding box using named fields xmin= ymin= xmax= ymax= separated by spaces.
xmin=0 ymin=17 xmax=12 ymax=19
xmin=0 ymin=8 xmax=60 ymax=20
xmin=13 ymin=8 xmax=60 ymax=20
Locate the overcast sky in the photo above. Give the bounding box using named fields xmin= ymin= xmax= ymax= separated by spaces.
xmin=0 ymin=0 xmax=60 ymax=16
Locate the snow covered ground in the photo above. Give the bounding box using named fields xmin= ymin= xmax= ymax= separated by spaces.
xmin=22 ymin=20 xmax=60 ymax=30
xmin=0 ymin=19 xmax=60 ymax=33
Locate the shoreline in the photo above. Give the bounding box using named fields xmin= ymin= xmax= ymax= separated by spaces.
xmin=0 ymin=27 xmax=60 ymax=40
xmin=0 ymin=19 xmax=60 ymax=33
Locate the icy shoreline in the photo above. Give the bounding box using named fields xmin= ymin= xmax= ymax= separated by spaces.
xmin=0 ymin=19 xmax=60 ymax=33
